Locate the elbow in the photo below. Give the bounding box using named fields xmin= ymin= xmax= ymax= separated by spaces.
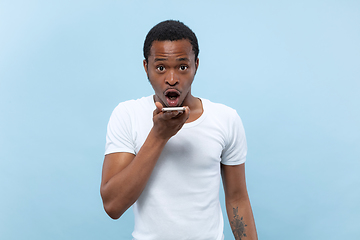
xmin=100 ymin=185 xmax=135 ymax=219
xmin=100 ymin=189 xmax=123 ymax=220
xmin=103 ymin=203 xmax=122 ymax=220
xmin=103 ymin=200 xmax=134 ymax=220
xmin=101 ymin=194 xmax=129 ymax=220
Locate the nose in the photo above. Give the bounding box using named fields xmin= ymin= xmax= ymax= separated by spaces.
xmin=165 ymin=70 xmax=179 ymax=86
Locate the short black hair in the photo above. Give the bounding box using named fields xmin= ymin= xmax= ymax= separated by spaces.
xmin=143 ymin=20 xmax=199 ymax=63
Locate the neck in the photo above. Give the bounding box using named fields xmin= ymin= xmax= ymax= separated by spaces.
xmin=185 ymin=95 xmax=203 ymax=123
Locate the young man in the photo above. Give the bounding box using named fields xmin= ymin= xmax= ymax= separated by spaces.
xmin=100 ymin=20 xmax=257 ymax=240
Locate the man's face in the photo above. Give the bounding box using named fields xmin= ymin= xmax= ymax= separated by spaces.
xmin=144 ymin=39 xmax=199 ymax=107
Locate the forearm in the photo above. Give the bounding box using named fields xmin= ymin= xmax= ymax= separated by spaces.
xmin=226 ymin=198 xmax=257 ymax=240
xmin=101 ymin=129 xmax=168 ymax=219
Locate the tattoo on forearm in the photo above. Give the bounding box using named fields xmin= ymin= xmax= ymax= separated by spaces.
xmin=230 ymin=207 xmax=247 ymax=240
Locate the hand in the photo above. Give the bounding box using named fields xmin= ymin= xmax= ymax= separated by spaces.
xmin=152 ymin=102 xmax=190 ymax=140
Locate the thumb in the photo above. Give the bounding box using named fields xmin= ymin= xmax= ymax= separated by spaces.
xmin=154 ymin=102 xmax=163 ymax=115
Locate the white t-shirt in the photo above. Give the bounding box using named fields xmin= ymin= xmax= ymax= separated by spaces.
xmin=105 ymin=95 xmax=247 ymax=240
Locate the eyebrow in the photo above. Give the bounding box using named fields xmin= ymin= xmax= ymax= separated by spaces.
xmin=154 ymin=57 xmax=190 ymax=62
xmin=154 ymin=58 xmax=167 ymax=62
xmin=177 ymin=57 xmax=190 ymax=62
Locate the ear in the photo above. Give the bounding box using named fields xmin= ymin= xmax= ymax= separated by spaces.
xmin=143 ymin=59 xmax=148 ymax=75
xmin=195 ymin=58 xmax=199 ymax=74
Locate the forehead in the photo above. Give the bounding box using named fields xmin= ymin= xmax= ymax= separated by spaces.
xmin=149 ymin=39 xmax=194 ymax=60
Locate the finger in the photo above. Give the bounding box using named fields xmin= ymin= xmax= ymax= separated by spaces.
xmin=153 ymin=102 xmax=163 ymax=116
xmin=183 ymin=106 xmax=190 ymax=119
xmin=184 ymin=106 xmax=190 ymax=115
xmin=170 ymin=106 xmax=189 ymax=120
xmin=169 ymin=110 xmax=184 ymax=119
xmin=178 ymin=106 xmax=190 ymax=122
xmin=162 ymin=110 xmax=181 ymax=120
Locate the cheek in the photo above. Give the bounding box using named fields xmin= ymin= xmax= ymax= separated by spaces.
xmin=184 ymin=75 xmax=195 ymax=85
xmin=149 ymin=80 xmax=163 ymax=93
xmin=148 ymin=73 xmax=160 ymax=85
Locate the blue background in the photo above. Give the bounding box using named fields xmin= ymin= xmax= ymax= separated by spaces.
xmin=1 ymin=1 xmax=359 ymax=239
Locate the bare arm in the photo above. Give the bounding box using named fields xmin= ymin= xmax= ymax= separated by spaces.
xmin=100 ymin=102 xmax=190 ymax=219
xmin=221 ymin=163 xmax=258 ymax=240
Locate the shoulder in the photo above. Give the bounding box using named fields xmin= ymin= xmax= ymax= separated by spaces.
xmin=112 ymin=95 xmax=153 ymax=115
xmin=114 ymin=95 xmax=153 ymax=110
xmin=108 ymin=95 xmax=154 ymax=125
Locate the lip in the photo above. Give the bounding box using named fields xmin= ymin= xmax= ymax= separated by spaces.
xmin=164 ymin=88 xmax=181 ymax=107
xmin=164 ymin=88 xmax=181 ymax=96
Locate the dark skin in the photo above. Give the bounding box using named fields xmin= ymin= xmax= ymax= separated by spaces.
xmin=144 ymin=40 xmax=202 ymax=122
xmin=100 ymin=39 xmax=257 ymax=239
xmin=222 ymin=164 xmax=258 ymax=239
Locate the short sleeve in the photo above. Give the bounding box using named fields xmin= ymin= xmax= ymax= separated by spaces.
xmin=221 ymin=111 xmax=247 ymax=165
xmin=105 ymin=103 xmax=136 ymax=155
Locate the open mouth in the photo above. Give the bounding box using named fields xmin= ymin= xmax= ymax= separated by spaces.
xmin=165 ymin=89 xmax=181 ymax=106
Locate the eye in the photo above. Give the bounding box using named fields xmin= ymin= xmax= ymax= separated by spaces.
xmin=157 ymin=65 xmax=165 ymax=71
xmin=179 ymin=65 xmax=188 ymax=71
